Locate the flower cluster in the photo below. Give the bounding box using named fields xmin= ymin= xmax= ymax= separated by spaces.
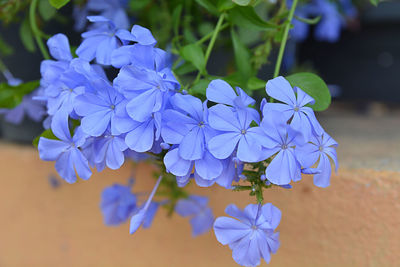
xmin=289 ymin=0 xmax=357 ymax=43
xmin=36 ymin=16 xmax=338 ymax=266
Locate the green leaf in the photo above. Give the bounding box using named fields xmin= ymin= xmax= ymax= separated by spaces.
xmin=0 ymin=80 xmax=40 ymax=109
xmin=217 ymin=0 xmax=236 ymax=11
xmin=233 ymin=0 xmax=251 ymax=6
xmin=129 ymin=0 xmax=152 ymax=10
xmin=248 ymin=77 xmax=266 ymax=90
xmin=294 ymin=15 xmax=321 ymax=25
xmin=231 ymin=28 xmax=252 ymax=81
xmin=190 ymin=79 xmax=210 ymax=97
xmin=285 ymin=72 xmax=331 ymax=111
xmin=180 ymin=44 xmax=206 ymax=73
xmin=370 ymin=0 xmax=379 ymax=6
xmin=39 ymin=0 xmax=57 ymax=21
xmin=228 ymin=6 xmax=277 ymax=31
xmin=19 ymin=18 xmax=36 ymax=52
xmin=172 ymin=5 xmax=183 ymax=36
xmin=33 ymin=128 xmax=57 ymax=147
xmin=174 ymin=61 xmax=197 ymax=76
xmin=49 ymin=0 xmax=70 ymax=9
xmin=194 ymin=0 xmax=218 ymax=15
xmin=0 ymin=35 xmax=14 ymax=56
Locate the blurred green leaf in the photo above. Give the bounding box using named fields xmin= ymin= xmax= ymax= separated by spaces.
xmin=294 ymin=15 xmax=321 ymax=25
xmin=195 ymin=0 xmax=218 ymax=15
xmin=0 ymin=80 xmax=40 ymax=109
xmin=231 ymin=28 xmax=252 ymax=81
xmin=39 ymin=0 xmax=57 ymax=21
xmin=33 ymin=128 xmax=57 ymax=147
xmin=19 ymin=18 xmax=36 ymax=52
xmin=286 ymin=72 xmax=331 ymax=111
xmin=228 ymin=6 xmax=277 ymax=31
xmin=174 ymin=61 xmax=197 ymax=76
xmin=172 ymin=5 xmax=183 ymax=36
xmin=248 ymin=77 xmax=266 ymax=90
xmin=217 ymin=0 xmax=235 ymax=11
xmin=49 ymin=0 xmax=70 ymax=9
xmin=233 ymin=0 xmax=251 ymax=6
xmin=190 ymin=79 xmax=210 ymax=96
xmin=129 ymin=0 xmax=152 ymax=10
xmin=180 ymin=44 xmax=206 ymax=73
xmin=0 ymin=35 xmax=14 ymax=56
xmin=370 ymin=0 xmax=379 ymax=6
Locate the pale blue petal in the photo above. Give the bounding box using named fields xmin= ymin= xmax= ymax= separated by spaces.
xmin=265 ymin=76 xmax=296 ymax=105
xmin=213 ymin=217 xmax=251 ymax=245
xmin=163 ymin=148 xmax=192 ymax=176
xmin=38 ymin=138 xmax=70 ymax=161
xmin=47 ymin=34 xmax=72 ymax=61
xmin=208 ymin=104 xmax=241 ymax=131
xmin=313 ymin=153 xmax=332 ymax=187
xmin=208 ymin=132 xmax=241 ymax=159
xmin=206 ymin=79 xmax=236 ymax=106
xmin=179 ymin=127 xmax=204 ymax=160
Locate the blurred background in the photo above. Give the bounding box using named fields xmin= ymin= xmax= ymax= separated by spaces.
xmin=0 ymin=0 xmax=399 ymax=266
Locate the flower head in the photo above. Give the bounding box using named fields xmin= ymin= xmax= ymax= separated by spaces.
xmin=175 ymin=195 xmax=214 ymax=236
xmin=214 ymin=203 xmax=281 ymax=266
xmin=38 ymin=111 xmax=92 ymax=183
xmin=100 ymin=181 xmax=137 ymax=225
xmin=296 ymin=131 xmax=338 ymax=187
xmin=264 ymin=76 xmax=323 ymax=141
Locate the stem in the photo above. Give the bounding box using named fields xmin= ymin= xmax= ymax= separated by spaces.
xmin=29 ymin=0 xmax=50 ymax=60
xmin=273 ymin=0 xmax=298 ymax=78
xmin=192 ymin=13 xmax=225 ymax=85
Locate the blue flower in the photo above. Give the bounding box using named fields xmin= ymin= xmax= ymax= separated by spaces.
xmin=208 ymin=104 xmax=266 ymax=163
xmin=87 ymin=0 xmax=130 ymax=30
xmin=214 ymin=203 xmax=281 ymax=266
xmin=92 ymin=131 xmax=128 ymax=170
xmin=296 ymin=131 xmax=338 ymax=187
xmin=114 ymin=64 xmax=179 ymax=122
xmin=207 ymin=79 xmax=260 ymax=124
xmin=113 ymin=104 xmax=162 ymax=152
xmin=264 ymin=76 xmax=323 ymax=141
xmin=100 ymin=182 xmax=137 ymax=226
xmin=76 ymin=16 xmax=133 ymax=65
xmin=74 ymin=78 xmax=126 ymax=136
xmin=38 ymin=112 xmax=92 ymax=183
xmin=175 ymin=195 xmax=214 ymax=236
xmin=42 ymin=58 xmax=104 ymax=117
xmin=258 ymin=111 xmax=303 ymax=185
xmin=130 ymin=175 xmax=163 ymax=234
xmin=111 ymin=43 xmax=165 ymax=69
xmin=289 ymin=0 xmax=344 ymax=43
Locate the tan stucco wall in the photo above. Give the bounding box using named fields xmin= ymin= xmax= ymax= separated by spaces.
xmin=0 ymin=142 xmax=399 ymax=266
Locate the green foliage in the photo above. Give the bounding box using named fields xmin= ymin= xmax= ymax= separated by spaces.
xmin=180 ymin=44 xmax=206 ymax=74
xmin=0 ymin=35 xmax=14 ymax=56
xmin=294 ymin=15 xmax=321 ymax=25
xmin=32 ymin=128 xmax=57 ymax=147
xmin=370 ymin=0 xmax=379 ymax=6
xmin=48 ymin=0 xmax=70 ymax=9
xmin=231 ymin=28 xmax=253 ymax=83
xmin=233 ymin=0 xmax=252 ymax=6
xmin=286 ymin=72 xmax=331 ymax=111
xmin=0 ymin=80 xmax=40 ymax=109
xmin=228 ymin=6 xmax=277 ymax=31
xmin=39 ymin=0 xmax=57 ymax=21
xmin=19 ymin=17 xmax=36 ymax=52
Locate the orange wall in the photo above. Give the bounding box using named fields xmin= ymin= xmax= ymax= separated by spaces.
xmin=0 ymin=143 xmax=399 ymax=266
